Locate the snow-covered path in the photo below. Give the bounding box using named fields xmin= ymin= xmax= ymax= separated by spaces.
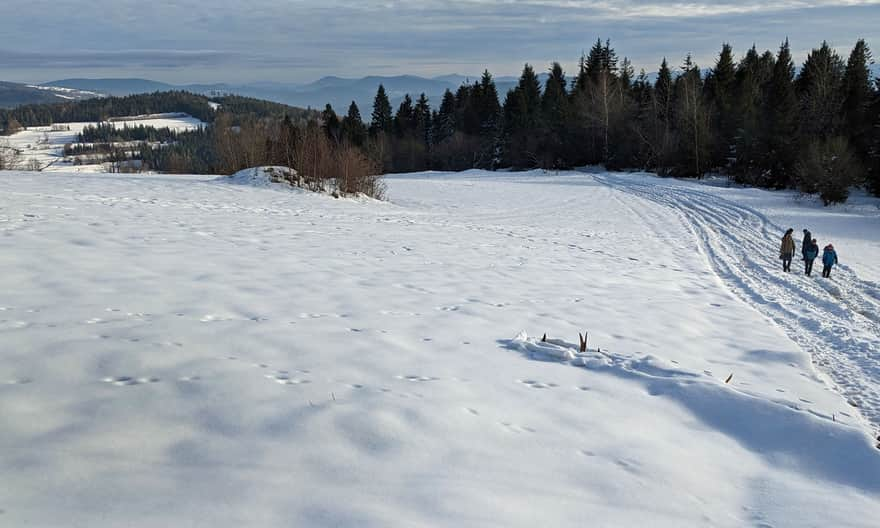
xmin=1 ymin=169 xmax=879 ymax=527
xmin=594 ymin=171 xmax=880 ymax=435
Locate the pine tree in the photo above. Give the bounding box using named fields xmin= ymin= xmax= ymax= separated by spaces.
xmin=370 ymin=84 xmax=393 ymax=135
xmin=734 ymin=45 xmax=774 ymax=179
xmin=653 ymin=58 xmax=674 ymax=170
xmin=503 ymin=64 xmax=543 ymax=167
xmin=706 ymin=43 xmax=737 ymax=168
xmin=675 ymin=54 xmax=710 ymax=176
xmin=415 ymin=93 xmax=432 ymax=147
xmin=842 ymin=39 xmax=874 ymax=162
xmin=541 ymin=62 xmax=570 ymax=167
xmin=434 ymin=89 xmax=457 ymax=144
xmin=796 ymin=41 xmax=845 ymax=140
xmin=322 ymin=104 xmax=341 ymax=144
xmin=476 ymin=70 xmax=502 ymax=138
xmin=764 ymin=39 xmax=799 ymax=187
xmin=341 ymin=101 xmax=367 ymax=146
xmin=394 ymin=94 xmax=415 ymax=137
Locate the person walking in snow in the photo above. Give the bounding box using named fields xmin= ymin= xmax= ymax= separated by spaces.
xmin=822 ymin=244 xmax=839 ymax=278
xmin=803 ymin=238 xmax=819 ymax=276
xmin=802 ymin=229 xmax=812 ymax=261
xmin=780 ymin=228 xmax=796 ymax=272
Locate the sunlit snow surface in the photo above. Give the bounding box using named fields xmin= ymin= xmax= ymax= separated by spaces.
xmin=1 ymin=169 xmax=878 ymax=526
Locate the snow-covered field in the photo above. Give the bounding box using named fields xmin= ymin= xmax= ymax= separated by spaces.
xmin=2 ymin=113 xmax=205 ymax=172
xmin=1 ymin=169 xmax=878 ymax=526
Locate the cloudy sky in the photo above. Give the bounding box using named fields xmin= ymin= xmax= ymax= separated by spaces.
xmin=2 ymin=0 xmax=878 ymax=84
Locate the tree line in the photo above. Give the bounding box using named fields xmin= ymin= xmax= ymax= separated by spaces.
xmin=0 ymin=92 xmax=316 ymax=133
xmin=340 ymin=38 xmax=878 ymax=203
xmin=3 ymin=40 xmax=877 ymax=203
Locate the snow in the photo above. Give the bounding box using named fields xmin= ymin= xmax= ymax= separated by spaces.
xmin=0 ymin=168 xmax=878 ymax=526
xmin=25 ymin=84 xmax=105 ymax=100
xmin=224 ymin=166 xmax=300 ymax=189
xmin=2 ymin=113 xmax=205 ymax=172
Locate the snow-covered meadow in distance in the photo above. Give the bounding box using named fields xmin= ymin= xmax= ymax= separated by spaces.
xmin=2 ymin=113 xmax=205 ymax=172
xmin=1 ymin=168 xmax=879 ymax=526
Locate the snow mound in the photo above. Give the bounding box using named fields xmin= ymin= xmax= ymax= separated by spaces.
xmin=221 ymin=166 xmax=301 ymax=189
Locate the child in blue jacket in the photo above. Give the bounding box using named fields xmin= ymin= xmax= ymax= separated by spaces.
xmin=803 ymin=239 xmax=819 ymax=276
xmin=822 ymin=244 xmax=838 ymax=278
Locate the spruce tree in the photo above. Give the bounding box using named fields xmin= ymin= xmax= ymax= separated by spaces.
xmin=415 ymin=93 xmax=432 ymax=147
xmin=796 ymin=41 xmax=845 ymax=140
xmin=394 ymin=94 xmax=415 ymax=137
xmin=322 ymin=103 xmax=341 ymax=144
xmin=764 ymin=39 xmax=799 ymax=187
xmin=341 ymin=101 xmax=367 ymax=146
xmin=675 ymin=54 xmax=710 ymax=177
xmin=476 ymin=70 xmax=502 ymax=137
xmin=434 ymin=89 xmax=457 ymax=144
xmin=707 ymin=43 xmax=737 ymax=168
xmin=541 ymin=62 xmax=570 ymax=167
xmin=370 ymin=84 xmax=393 ymax=135
xmin=653 ymin=58 xmax=674 ymax=170
xmin=734 ymin=45 xmax=774 ymax=179
xmin=842 ymin=39 xmax=874 ymax=162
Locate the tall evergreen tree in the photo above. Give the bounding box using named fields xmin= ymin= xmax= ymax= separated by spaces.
xmin=434 ymin=89 xmax=457 ymax=144
xmin=762 ymin=39 xmax=799 ymax=187
xmin=706 ymin=43 xmax=737 ymax=168
xmin=734 ymin=45 xmax=774 ymax=178
xmin=675 ymin=54 xmax=710 ymax=176
xmin=796 ymin=41 xmax=845 ymax=140
xmin=842 ymin=39 xmax=874 ymax=162
xmin=653 ymin=58 xmax=675 ymax=169
xmin=476 ymin=70 xmax=502 ymax=137
xmin=322 ymin=103 xmax=341 ymax=144
xmin=415 ymin=93 xmax=433 ymax=147
xmin=341 ymin=101 xmax=367 ymax=146
xmin=370 ymin=84 xmax=393 ymax=135
xmin=394 ymin=94 xmax=416 ymax=137
xmin=541 ymin=62 xmax=570 ymax=167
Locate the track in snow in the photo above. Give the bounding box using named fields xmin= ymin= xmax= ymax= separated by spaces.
xmin=595 ymin=172 xmax=880 ymax=437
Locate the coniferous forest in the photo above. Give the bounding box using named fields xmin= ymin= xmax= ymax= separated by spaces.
xmin=2 ymin=39 xmax=878 ymax=203
xmin=358 ymin=38 xmax=879 ymax=204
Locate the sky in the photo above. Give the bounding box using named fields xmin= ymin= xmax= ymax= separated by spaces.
xmin=1 ymin=0 xmax=878 ymax=85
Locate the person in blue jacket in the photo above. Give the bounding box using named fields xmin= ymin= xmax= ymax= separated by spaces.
xmin=822 ymin=244 xmax=839 ymax=278
xmin=803 ymin=238 xmax=819 ymax=276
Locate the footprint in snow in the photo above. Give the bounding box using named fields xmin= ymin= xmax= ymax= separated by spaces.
xmin=103 ymin=376 xmax=160 ymax=386
xmin=499 ymin=422 xmax=536 ymax=434
xmin=397 ymin=375 xmax=440 ymax=382
xmin=519 ymin=379 xmax=558 ymax=389
xmin=265 ymin=371 xmax=311 ymax=385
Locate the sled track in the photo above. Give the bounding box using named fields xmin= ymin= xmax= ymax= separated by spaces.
xmin=595 ymin=173 xmax=880 ymax=436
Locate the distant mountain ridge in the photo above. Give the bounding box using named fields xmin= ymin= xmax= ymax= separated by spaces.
xmin=36 ymin=63 xmax=880 ymax=115
xmin=0 ymin=80 xmax=103 ymax=108
xmin=39 ymin=74 xmax=549 ymax=115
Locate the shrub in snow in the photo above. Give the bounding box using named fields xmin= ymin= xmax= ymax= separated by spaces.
xmin=796 ymin=136 xmax=864 ymax=205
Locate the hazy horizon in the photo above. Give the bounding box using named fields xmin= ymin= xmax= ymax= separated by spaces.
xmin=1 ymin=1 xmax=879 ymax=85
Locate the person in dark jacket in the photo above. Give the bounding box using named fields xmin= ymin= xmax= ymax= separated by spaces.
xmin=780 ymin=228 xmax=796 ymax=272
xmin=802 ymin=229 xmax=812 ymax=261
xmin=822 ymin=244 xmax=839 ymax=278
xmin=803 ymin=238 xmax=819 ymax=276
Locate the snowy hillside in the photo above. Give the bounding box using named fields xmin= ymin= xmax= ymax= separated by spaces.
xmin=2 ymin=113 xmax=205 ymax=172
xmin=1 ymin=169 xmax=878 ymax=526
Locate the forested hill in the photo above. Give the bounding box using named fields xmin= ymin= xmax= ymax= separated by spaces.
xmin=0 ymin=91 xmax=317 ymax=132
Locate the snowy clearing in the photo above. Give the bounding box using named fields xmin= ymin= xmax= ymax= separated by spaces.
xmin=2 ymin=113 xmax=205 ymax=172
xmin=0 ymin=169 xmax=878 ymax=526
